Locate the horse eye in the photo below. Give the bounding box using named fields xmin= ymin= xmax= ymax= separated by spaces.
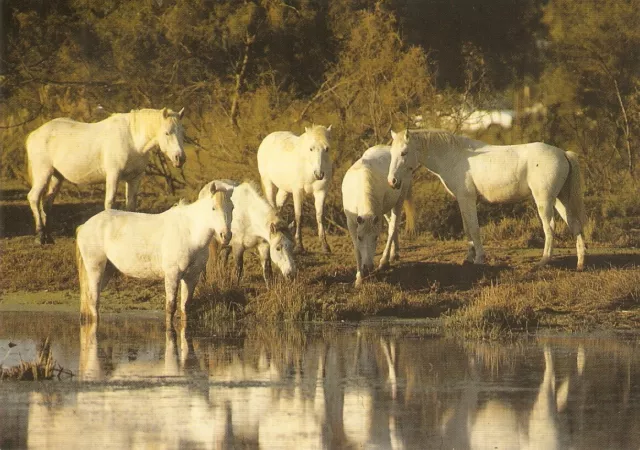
xmin=401 ymin=151 xmax=408 ymax=157
xmin=276 ymin=245 xmax=282 ymax=251
xmin=309 ymin=148 xmax=313 ymax=152
xmin=165 ymin=132 xmax=170 ymax=136
xmin=357 ymin=236 xmax=362 ymax=242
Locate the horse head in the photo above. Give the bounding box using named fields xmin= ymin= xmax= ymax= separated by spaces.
xmin=269 ymin=220 xmax=297 ymax=279
xmin=301 ymin=124 xmax=332 ymax=181
xmin=206 ymin=181 xmax=234 ymax=246
xmin=158 ymin=107 xmax=186 ymax=168
xmin=388 ymin=129 xmax=418 ymax=189
xmin=355 ymin=214 xmax=380 ymax=276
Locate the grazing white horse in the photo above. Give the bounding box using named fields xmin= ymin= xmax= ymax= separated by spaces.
xmin=199 ymin=180 xmax=296 ymax=286
xmin=76 ymin=181 xmax=234 ymax=327
xmin=342 ymin=146 xmax=413 ymax=287
xmin=387 ymin=129 xmax=587 ymax=270
xmin=257 ymin=125 xmax=333 ymax=253
xmin=26 ymin=107 xmax=186 ymax=244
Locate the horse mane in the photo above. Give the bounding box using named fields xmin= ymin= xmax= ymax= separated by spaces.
xmin=303 ymin=124 xmax=331 ymax=144
xmin=409 ymin=129 xmax=483 ymax=152
xmin=126 ymin=108 xmax=182 ymax=138
xmin=350 ymin=160 xmax=382 ymax=215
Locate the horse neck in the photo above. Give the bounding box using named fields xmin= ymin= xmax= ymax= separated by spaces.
xmin=181 ymin=201 xmax=217 ymax=245
xmin=127 ymin=109 xmax=161 ymax=154
xmin=415 ymin=132 xmax=472 ymax=175
xmin=240 ymin=185 xmax=278 ymax=241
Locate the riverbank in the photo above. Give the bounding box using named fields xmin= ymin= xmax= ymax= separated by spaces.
xmin=2 ymin=230 xmax=640 ymax=337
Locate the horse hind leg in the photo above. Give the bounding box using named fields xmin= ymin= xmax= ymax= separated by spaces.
xmin=41 ymin=172 xmax=64 ymax=244
xmin=27 ymin=167 xmax=53 ymax=245
xmin=535 ymin=198 xmax=555 ymax=268
xmin=555 ymin=198 xmax=586 ymax=271
xmin=77 ymin=246 xmax=106 ymax=324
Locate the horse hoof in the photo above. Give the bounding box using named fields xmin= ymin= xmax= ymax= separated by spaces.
xmin=378 ymin=261 xmax=390 ymax=271
xmin=391 ymin=254 xmax=400 ymax=262
xmin=322 ymin=243 xmax=331 ymax=253
xmin=462 ymin=259 xmax=473 ymax=266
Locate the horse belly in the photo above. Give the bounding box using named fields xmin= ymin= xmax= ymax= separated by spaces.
xmin=103 ymin=222 xmax=164 ymax=279
xmin=470 ymin=153 xmax=529 ymax=203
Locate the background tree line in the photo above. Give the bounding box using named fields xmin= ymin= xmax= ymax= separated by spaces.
xmin=1 ymin=0 xmax=639 ymax=240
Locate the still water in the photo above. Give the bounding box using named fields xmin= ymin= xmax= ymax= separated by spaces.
xmin=1 ymin=311 xmax=640 ymax=449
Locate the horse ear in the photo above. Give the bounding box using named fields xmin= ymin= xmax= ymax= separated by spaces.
xmin=326 ymin=124 xmax=332 ymax=133
xmin=391 ymin=130 xmax=397 ymax=140
xmin=356 ymin=215 xmax=364 ymax=224
xmin=403 ymin=129 xmax=410 ymax=141
xmin=288 ymin=221 xmax=296 ymax=231
xmin=305 ymin=126 xmax=310 ymax=134
xmin=373 ymin=216 xmax=379 ymax=225
xmin=162 ymin=107 xmax=168 ymax=118
xmin=178 ymin=107 xmax=185 ymax=119
xmin=209 ymin=182 xmax=217 ymax=195
xmin=270 ymin=222 xmax=277 ymax=234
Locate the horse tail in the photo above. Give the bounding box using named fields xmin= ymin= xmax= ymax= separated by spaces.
xmin=403 ymin=183 xmax=416 ymax=235
xmin=562 ymin=151 xmax=587 ymax=230
xmin=76 ymin=226 xmax=92 ymax=322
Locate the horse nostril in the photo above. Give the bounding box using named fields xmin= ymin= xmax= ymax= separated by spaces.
xmin=392 ymin=177 xmax=398 ymax=186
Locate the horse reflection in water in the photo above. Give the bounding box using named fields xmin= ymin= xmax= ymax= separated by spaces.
xmin=29 ymin=324 xmax=212 ymax=449
xmin=440 ymin=345 xmax=584 ymax=449
xmin=26 ymin=325 xmax=406 ymax=449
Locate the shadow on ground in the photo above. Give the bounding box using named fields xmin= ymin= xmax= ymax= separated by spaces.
xmin=0 ymin=202 xmax=103 ymax=239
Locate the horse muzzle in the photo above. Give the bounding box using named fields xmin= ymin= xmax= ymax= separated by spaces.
xmin=360 ymin=263 xmax=374 ymax=277
xmin=173 ymin=154 xmax=186 ymax=168
xmin=388 ymin=177 xmax=401 ymax=190
xmin=314 ymin=171 xmax=325 ymax=181
xmin=220 ymin=231 xmax=232 ymax=246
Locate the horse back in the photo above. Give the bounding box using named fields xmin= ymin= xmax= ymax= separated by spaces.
xmin=27 ymin=115 xmax=132 ymax=184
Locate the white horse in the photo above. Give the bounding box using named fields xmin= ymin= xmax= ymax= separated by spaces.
xmin=387 ymin=129 xmax=587 ymax=270
xmin=257 ymin=125 xmax=333 ymax=253
xmin=75 ymin=181 xmax=234 ymax=327
xmin=26 ymin=107 xmax=186 ymax=244
xmin=199 ymin=180 xmax=296 ymax=286
xmin=342 ymin=145 xmax=413 ymax=287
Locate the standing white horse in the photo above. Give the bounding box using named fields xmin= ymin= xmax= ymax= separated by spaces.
xmin=199 ymin=180 xmax=296 ymax=287
xmin=387 ymin=129 xmax=586 ymax=270
xmin=342 ymin=146 xmax=413 ymax=287
xmin=257 ymin=125 xmax=333 ymax=253
xmin=76 ymin=181 xmax=234 ymax=327
xmin=27 ymin=107 xmax=186 ymax=244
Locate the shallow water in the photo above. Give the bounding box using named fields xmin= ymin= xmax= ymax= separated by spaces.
xmin=1 ymin=312 xmax=640 ymax=449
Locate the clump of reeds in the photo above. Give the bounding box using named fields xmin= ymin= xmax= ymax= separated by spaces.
xmin=0 ymin=338 xmax=71 ymax=381
xmin=192 ymin=260 xmax=248 ymax=324
xmin=249 ymin=276 xmax=317 ymax=322
xmin=445 ymin=282 xmax=539 ymax=339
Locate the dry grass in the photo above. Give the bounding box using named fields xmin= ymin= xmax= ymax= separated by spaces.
xmin=3 ymin=186 xmax=640 ymax=339
xmin=0 ymin=338 xmax=71 ymax=381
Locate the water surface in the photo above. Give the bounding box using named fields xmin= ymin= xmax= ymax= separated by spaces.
xmin=1 ymin=312 xmax=640 ymax=449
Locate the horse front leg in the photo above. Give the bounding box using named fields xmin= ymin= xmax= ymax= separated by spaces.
xmin=257 ymin=242 xmax=273 ymax=288
xmin=347 ymin=217 xmax=363 ymax=287
xmin=292 ymin=189 xmax=305 ymax=253
xmin=379 ymin=207 xmax=401 ymax=270
xmin=313 ymin=188 xmax=331 ymax=253
xmin=232 ymin=245 xmax=245 ymax=284
xmin=457 ymin=196 xmax=485 ymax=265
xmin=125 ymin=175 xmax=143 ymax=211
xmin=164 ymin=273 xmax=180 ymax=328
xmin=179 ymin=274 xmax=199 ymax=326
xmin=104 ymin=173 xmax=120 ymax=210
